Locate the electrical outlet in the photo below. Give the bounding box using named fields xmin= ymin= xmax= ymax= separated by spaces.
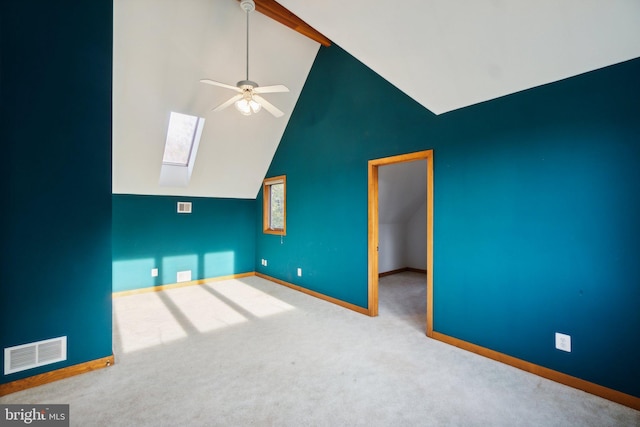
xmin=263 ymin=259 xmax=267 ymax=266
xmin=151 ymin=268 xmax=158 ymax=277
xmin=555 ymin=332 xmax=571 ymax=352
xmin=297 ymin=268 xmax=302 ymax=277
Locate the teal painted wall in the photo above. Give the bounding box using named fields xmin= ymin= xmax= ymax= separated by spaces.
xmin=112 ymin=195 xmax=255 ymax=292
xmin=256 ymin=45 xmax=640 ymax=397
xmin=1 ymin=2 xmax=113 ymax=382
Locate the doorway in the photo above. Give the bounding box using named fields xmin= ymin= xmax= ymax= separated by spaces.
xmin=368 ymin=150 xmax=433 ymax=336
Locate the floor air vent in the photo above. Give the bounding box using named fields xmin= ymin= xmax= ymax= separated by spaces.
xmin=4 ymin=336 xmax=67 ymax=375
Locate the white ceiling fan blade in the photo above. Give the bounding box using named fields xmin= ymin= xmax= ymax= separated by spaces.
xmin=253 ymin=95 xmax=284 ymax=118
xmin=200 ymin=79 xmax=242 ymax=92
xmin=213 ymin=94 xmax=243 ymax=112
xmin=253 ymin=85 xmax=289 ymax=94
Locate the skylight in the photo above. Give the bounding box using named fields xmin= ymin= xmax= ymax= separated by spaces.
xmin=162 ymin=112 xmax=202 ymax=166
xmin=159 ymin=112 xmax=205 ymax=187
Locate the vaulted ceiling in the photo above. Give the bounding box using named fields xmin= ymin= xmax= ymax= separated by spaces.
xmin=113 ymin=0 xmax=640 ymax=199
xmin=113 ymin=0 xmax=320 ymax=198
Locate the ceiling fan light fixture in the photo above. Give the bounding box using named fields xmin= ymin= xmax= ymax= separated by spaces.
xmin=234 ymin=97 xmax=262 ymax=116
xmin=200 ymin=0 xmax=288 ymax=117
xmin=235 ymin=98 xmax=252 ymax=115
xmin=249 ymin=99 xmax=262 ymax=113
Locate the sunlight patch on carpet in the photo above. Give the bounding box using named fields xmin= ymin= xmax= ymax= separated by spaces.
xmin=207 ymin=279 xmax=296 ymax=318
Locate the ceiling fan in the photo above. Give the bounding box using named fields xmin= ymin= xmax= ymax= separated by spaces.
xmin=200 ymin=0 xmax=289 ymax=117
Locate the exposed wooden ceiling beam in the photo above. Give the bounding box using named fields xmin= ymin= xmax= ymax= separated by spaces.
xmin=239 ymin=0 xmax=331 ymax=47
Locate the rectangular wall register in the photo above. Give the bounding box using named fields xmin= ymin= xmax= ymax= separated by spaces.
xmin=4 ymin=337 xmax=67 ymax=375
xmin=177 ymin=202 xmax=192 ymax=213
xmin=176 ymin=270 xmax=192 ymax=283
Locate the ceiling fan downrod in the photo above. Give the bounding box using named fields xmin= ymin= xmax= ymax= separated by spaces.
xmin=199 ymin=0 xmax=289 ymax=117
xmin=240 ymin=0 xmax=255 ymax=83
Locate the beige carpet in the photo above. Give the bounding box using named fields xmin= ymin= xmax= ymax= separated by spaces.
xmin=1 ymin=273 xmax=638 ymax=426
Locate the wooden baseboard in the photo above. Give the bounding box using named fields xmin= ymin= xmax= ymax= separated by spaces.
xmin=112 ymin=272 xmax=256 ymax=298
xmin=431 ymin=331 xmax=640 ymax=410
xmin=256 ymin=272 xmax=369 ymax=316
xmin=379 ymin=267 xmax=408 ymax=277
xmin=0 ymin=355 xmax=114 ymax=397
xmin=379 ymin=267 xmax=427 ymax=277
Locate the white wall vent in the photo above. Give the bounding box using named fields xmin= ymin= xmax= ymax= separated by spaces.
xmin=4 ymin=336 xmax=67 ymax=375
xmin=177 ymin=201 xmax=192 ymax=213
xmin=176 ymin=270 xmax=192 ymax=283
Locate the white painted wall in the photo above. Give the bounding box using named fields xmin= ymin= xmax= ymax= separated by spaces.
xmin=406 ymin=201 xmax=427 ymax=270
xmin=378 ymin=160 xmax=426 ymax=274
xmin=379 ymin=222 xmax=406 ymax=273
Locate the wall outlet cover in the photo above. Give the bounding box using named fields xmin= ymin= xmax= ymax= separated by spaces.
xmin=555 ymin=332 xmax=571 ymax=352
xmin=151 ymin=268 xmax=158 ymax=277
xmin=297 ymin=268 xmax=302 ymax=277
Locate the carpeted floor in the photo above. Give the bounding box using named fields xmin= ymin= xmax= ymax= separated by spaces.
xmin=1 ymin=273 xmax=638 ymax=426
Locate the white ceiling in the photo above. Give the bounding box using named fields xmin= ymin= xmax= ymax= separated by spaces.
xmin=113 ymin=0 xmax=640 ymax=199
xmin=280 ymin=0 xmax=640 ymax=115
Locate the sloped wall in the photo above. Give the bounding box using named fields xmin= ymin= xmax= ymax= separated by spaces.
xmin=378 ymin=204 xmax=428 ymax=274
xmin=378 ymin=160 xmax=427 ymax=273
xmin=256 ymin=44 xmax=640 ymax=397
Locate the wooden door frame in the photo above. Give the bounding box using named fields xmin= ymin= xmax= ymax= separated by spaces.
xmin=368 ymin=150 xmax=434 ymax=337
